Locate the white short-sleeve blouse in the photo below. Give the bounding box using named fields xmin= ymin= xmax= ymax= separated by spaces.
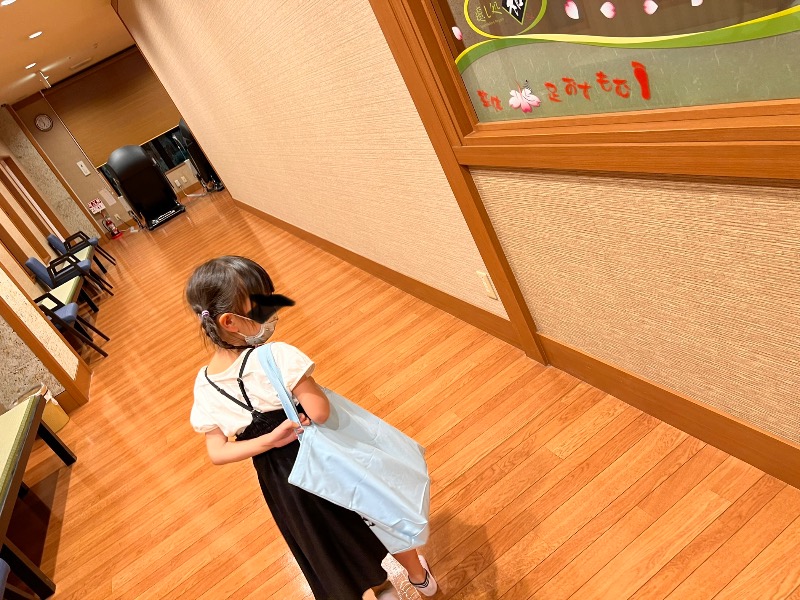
xmin=190 ymin=342 xmax=315 ymax=437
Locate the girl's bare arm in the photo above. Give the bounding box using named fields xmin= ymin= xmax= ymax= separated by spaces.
xmin=292 ymin=376 xmax=330 ymax=424
xmin=204 ymin=419 xmax=306 ymax=465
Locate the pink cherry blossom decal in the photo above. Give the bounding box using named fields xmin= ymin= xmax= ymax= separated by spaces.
xmin=691 ymin=0 xmax=703 ymax=5
xmin=509 ymin=83 xmax=541 ymax=114
xmin=452 ymin=26 xmax=463 ymax=41
xmin=565 ymin=0 xmax=580 ymax=19
xmin=643 ymin=0 xmax=658 ymax=14
xmin=600 ymin=1 xmax=616 ymax=18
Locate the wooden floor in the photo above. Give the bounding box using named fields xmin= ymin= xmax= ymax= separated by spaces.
xmin=24 ymin=191 xmax=800 ymax=599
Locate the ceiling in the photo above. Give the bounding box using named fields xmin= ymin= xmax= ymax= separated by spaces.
xmin=0 ymin=0 xmax=133 ymax=106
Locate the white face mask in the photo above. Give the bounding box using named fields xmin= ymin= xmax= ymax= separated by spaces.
xmin=237 ymin=317 xmax=277 ymax=346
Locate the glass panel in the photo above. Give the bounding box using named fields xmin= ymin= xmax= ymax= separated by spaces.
xmin=436 ymin=1 xmax=800 ymax=121
xmin=143 ymin=127 xmax=191 ymax=172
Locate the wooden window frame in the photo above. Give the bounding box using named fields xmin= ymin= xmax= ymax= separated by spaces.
xmin=389 ymin=1 xmax=800 ymax=181
xmin=369 ymin=1 xmax=799 ymax=364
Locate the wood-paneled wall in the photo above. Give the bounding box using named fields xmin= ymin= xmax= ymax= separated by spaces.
xmin=43 ymin=49 xmax=181 ymax=166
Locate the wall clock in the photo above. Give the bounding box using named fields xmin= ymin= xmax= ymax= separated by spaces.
xmin=34 ymin=113 xmax=53 ymax=132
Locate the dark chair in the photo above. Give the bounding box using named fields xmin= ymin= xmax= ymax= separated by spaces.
xmin=0 ymin=559 xmax=7 ymax=597
xmin=0 ymin=556 xmax=37 ymax=600
xmin=25 ymin=257 xmax=102 ymax=312
xmin=47 ymin=234 xmax=110 ymax=274
xmin=32 ymin=253 xmax=113 ymax=295
xmin=35 ymin=292 xmax=109 ymax=357
xmin=47 ymin=231 xmax=116 ymax=266
xmin=106 ymin=145 xmax=185 ymax=230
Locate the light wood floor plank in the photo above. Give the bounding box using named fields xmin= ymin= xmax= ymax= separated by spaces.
xmin=441 ymin=414 xmax=666 ymax=598
xmin=531 ymin=507 xmax=655 ymax=600
xmin=629 ymin=474 xmax=785 ymax=599
xmin=572 ymin=454 xmax=763 ymax=599
xmin=713 ymin=515 xmax=800 ymax=600
xmin=665 ymin=485 xmax=800 ymax=599
xmin=18 ymin=192 xmax=800 ymax=600
xmin=428 ymin=384 xmax=604 ymax=527
xmin=518 ymin=436 xmax=708 ymax=599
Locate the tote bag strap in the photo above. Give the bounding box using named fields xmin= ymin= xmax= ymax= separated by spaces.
xmin=256 ymin=344 xmax=303 ymax=426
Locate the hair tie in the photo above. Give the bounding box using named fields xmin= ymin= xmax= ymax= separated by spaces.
xmin=200 ymin=310 xmax=210 ymax=319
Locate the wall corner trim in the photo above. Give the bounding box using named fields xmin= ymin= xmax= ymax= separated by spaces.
xmin=368 ymin=0 xmax=548 ymax=363
xmin=540 ymin=333 xmax=800 ymax=490
xmin=233 ymin=198 xmax=520 ymax=348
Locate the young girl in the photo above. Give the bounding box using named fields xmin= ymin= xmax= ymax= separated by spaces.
xmin=187 ymin=256 xmax=437 ymax=600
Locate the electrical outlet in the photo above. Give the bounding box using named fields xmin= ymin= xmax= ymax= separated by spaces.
xmin=476 ymin=271 xmax=498 ymax=300
xmin=76 ymin=161 xmax=91 ymax=176
xmin=174 ymin=179 xmax=181 ymax=187
xmin=180 ymin=175 xmax=188 ymax=183
xmin=114 ymin=214 xmax=121 ymax=222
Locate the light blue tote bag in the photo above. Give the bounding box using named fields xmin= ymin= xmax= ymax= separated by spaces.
xmin=257 ymin=344 xmax=431 ymax=554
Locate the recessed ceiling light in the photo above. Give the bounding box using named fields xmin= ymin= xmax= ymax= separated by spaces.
xmin=1 ymin=0 xmax=17 ymax=6
xmin=25 ymin=62 xmax=37 ymax=69
xmin=29 ymin=31 xmax=43 ymax=39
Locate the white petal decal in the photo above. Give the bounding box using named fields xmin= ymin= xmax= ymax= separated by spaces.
xmin=452 ymin=26 xmax=463 ymax=40
xmin=600 ymin=2 xmax=616 ymax=19
xmin=565 ymin=0 xmax=580 ymax=19
xmin=643 ymin=0 xmax=658 ymax=14
xmin=691 ymin=0 xmax=703 ymax=5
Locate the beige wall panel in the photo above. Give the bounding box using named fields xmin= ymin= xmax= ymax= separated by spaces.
xmin=0 ymin=265 xmax=78 ymax=379
xmin=0 ymin=316 xmax=63 ymax=411
xmin=0 ymin=160 xmax=63 ymax=237
xmin=0 ymin=242 xmax=40 ymax=298
xmin=165 ymin=160 xmax=199 ymax=194
xmin=0 ymin=206 xmax=39 ymax=262
xmin=44 ymin=50 xmax=182 ymax=167
xmin=473 ymin=169 xmax=800 ymax=443
xmin=0 ymin=110 xmax=99 ymax=236
xmin=0 ymin=179 xmax=51 ymax=258
xmin=13 ymin=96 xmax=131 ymax=230
xmin=117 ymin=0 xmax=508 ymax=319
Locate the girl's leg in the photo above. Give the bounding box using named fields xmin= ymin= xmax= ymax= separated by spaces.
xmin=392 ymin=549 xmax=426 ymax=583
xmin=392 ymin=550 xmax=439 ymax=596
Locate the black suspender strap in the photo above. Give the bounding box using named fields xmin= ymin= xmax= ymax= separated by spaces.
xmin=204 ymin=348 xmax=263 ymax=417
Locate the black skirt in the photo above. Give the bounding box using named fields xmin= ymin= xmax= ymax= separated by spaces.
xmin=237 ymin=406 xmax=389 ymax=600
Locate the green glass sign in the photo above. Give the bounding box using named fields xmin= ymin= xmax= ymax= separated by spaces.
xmin=442 ymin=2 xmax=800 ymax=121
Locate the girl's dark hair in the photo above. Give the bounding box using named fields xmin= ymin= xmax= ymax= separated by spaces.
xmin=186 ymin=256 xmax=275 ymax=349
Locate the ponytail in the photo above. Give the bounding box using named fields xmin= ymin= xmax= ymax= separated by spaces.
xmin=186 ymin=256 xmax=275 ymax=350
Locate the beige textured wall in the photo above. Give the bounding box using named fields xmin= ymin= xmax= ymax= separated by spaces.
xmin=0 ymin=316 xmax=63 ymax=411
xmin=0 ymin=261 xmax=78 ymax=413
xmin=473 ymin=169 xmax=800 ymax=443
xmin=165 ymin=160 xmax=199 ymax=194
xmin=0 ymin=205 xmax=40 ymax=261
xmin=0 ymin=123 xmax=88 ymax=410
xmin=0 ymin=178 xmax=52 ymax=259
xmin=13 ymin=97 xmax=132 ymax=230
xmin=116 ymin=0 xmax=508 ymax=319
xmin=0 ymin=242 xmax=40 ymax=298
xmin=0 ymin=109 xmax=100 ymax=236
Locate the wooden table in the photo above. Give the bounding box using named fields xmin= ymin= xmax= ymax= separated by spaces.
xmin=0 ymin=393 xmax=76 ymax=599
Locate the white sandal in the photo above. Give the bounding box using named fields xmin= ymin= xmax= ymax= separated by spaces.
xmin=409 ymin=555 xmax=438 ymax=597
